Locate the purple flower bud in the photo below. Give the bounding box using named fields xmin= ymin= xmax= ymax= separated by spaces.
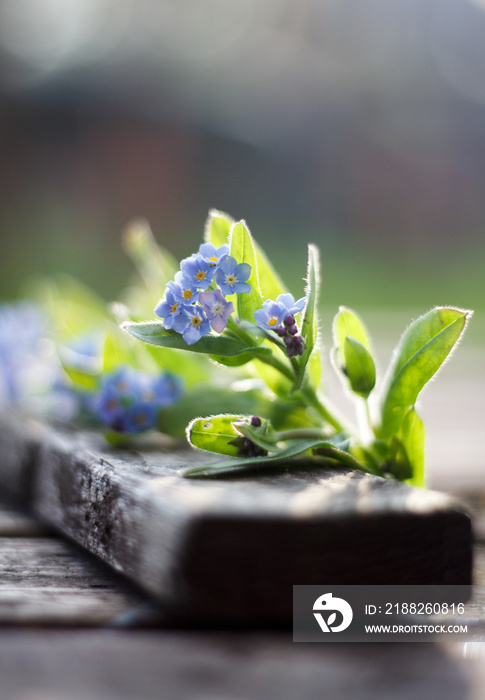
xmin=288 ymin=325 xmax=298 ymax=336
xmin=284 ymin=335 xmax=293 ymax=346
xmin=284 ymin=314 xmax=295 ymax=327
xmin=250 ymin=416 xmax=262 ymax=426
xmin=276 ymin=326 xmax=287 ymax=337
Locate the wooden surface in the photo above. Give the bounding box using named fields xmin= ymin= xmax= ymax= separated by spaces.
xmin=0 ymin=513 xmax=480 ymax=699
xmin=0 ymin=459 xmax=482 ymax=698
xmin=0 ymin=411 xmax=473 ymax=623
xmin=0 ymin=502 xmax=159 ymax=627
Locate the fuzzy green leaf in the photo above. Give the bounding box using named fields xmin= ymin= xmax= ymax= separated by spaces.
xmin=187 ymin=414 xmax=243 ymax=457
xmin=228 ymin=220 xmax=264 ymax=324
xmin=332 ymin=307 xmax=376 ymax=398
xmin=123 ymin=321 xmax=268 ymax=357
xmin=292 ymin=244 xmax=320 ymax=393
xmin=204 ymin=209 xmax=234 ymax=248
xmin=333 ymin=306 xmax=372 ymax=351
xmin=400 ymin=407 xmax=425 ymax=487
xmin=342 ymin=337 xmax=376 ymax=398
xmin=184 ymin=436 xmax=371 ymax=478
xmin=378 ymin=307 xmax=471 ymax=438
xmin=184 ymin=437 xmax=335 ymax=477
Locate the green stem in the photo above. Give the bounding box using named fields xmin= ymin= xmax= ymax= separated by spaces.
xmin=300 ymin=383 xmax=346 ymax=433
xmin=256 ymin=351 xmax=350 ymax=434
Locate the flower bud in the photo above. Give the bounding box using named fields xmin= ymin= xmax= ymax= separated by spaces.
xmin=284 ymin=314 xmax=295 ymax=327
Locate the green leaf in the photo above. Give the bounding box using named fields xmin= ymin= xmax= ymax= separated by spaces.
xmin=378 ymin=307 xmax=472 ymax=438
xmin=333 ymin=306 xmax=372 ymax=350
xmin=123 ymin=321 xmax=268 ymax=357
xmin=204 ymin=209 xmax=234 ymax=248
xmin=210 ymin=347 xmax=272 ymax=367
xmin=183 ymin=437 xmax=369 ymax=478
xmin=228 ymin=220 xmax=264 ymax=324
xmin=102 ymin=331 xmax=133 ymax=373
xmin=292 ymin=244 xmax=320 ymax=393
xmin=252 ymin=240 xmax=287 ymax=302
xmin=332 ymin=307 xmax=376 ymax=399
xmin=400 ymin=408 xmax=425 ymax=487
xmin=187 ymin=414 xmax=243 ymax=457
xmin=206 ymin=210 xmax=286 ymax=301
xmin=342 ymin=337 xmax=376 ymax=398
xmin=62 ymin=365 xmax=99 ymax=391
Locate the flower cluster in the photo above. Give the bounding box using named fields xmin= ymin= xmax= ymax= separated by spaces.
xmin=92 ymin=366 xmax=182 ymax=434
xmin=253 ymin=293 xmax=307 ymax=357
xmin=154 ymin=243 xmax=251 ymax=345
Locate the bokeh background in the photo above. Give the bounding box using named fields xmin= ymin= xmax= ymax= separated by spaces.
xmin=0 ymin=0 xmax=483 ymax=487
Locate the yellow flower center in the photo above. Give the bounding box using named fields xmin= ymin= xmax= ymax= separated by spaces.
xmin=171 ymin=303 xmax=179 ymax=313
xmin=192 ymin=316 xmax=202 ymax=327
xmin=225 ymin=274 xmax=236 ymax=286
xmin=196 ymin=271 xmax=206 ymax=281
xmin=209 ymin=257 xmax=218 ymax=262
xmin=268 ymin=318 xmax=278 ymax=327
xmin=183 ymin=290 xmax=192 ymax=300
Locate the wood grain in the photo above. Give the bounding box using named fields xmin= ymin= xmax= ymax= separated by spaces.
xmin=0 ymin=535 xmax=155 ymax=626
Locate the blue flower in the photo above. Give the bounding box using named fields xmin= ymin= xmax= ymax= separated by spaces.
xmin=215 ymin=255 xmax=251 ymax=295
xmin=168 ymin=271 xmax=199 ymax=305
xmin=196 ymin=242 xmax=229 ymax=266
xmin=154 ymin=284 xmax=191 ymax=332
xmin=253 ymin=293 xmax=306 ymax=332
xmin=180 ymin=255 xmax=216 ymax=290
xmin=275 ymin=293 xmax=306 ymax=316
xmin=253 ymin=300 xmax=286 ymax=331
xmin=199 ymin=290 xmax=234 ymax=333
xmin=178 ymin=305 xmax=211 ymax=345
xmin=93 ymin=366 xmax=183 ymax=434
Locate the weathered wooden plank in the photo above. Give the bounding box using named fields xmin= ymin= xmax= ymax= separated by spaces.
xmin=29 ymin=425 xmax=472 ymax=624
xmin=0 ymin=412 xmax=473 ymax=624
xmin=0 ymin=630 xmax=476 ymax=700
xmin=0 ymin=536 xmax=156 ymax=626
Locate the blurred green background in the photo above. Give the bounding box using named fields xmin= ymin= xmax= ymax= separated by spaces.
xmin=0 ymin=0 xmax=483 ymax=346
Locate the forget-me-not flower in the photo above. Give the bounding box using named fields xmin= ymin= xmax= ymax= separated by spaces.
xmin=275 ymin=293 xmax=306 ymax=316
xmin=215 ymin=255 xmax=251 ymax=296
xmin=154 ymin=284 xmax=191 ymax=332
xmin=253 ymin=293 xmax=306 ymax=332
xmin=198 ymin=290 xmax=234 ymax=333
xmin=253 ymin=300 xmax=287 ymax=331
xmin=180 ymin=255 xmax=216 ymax=290
xmin=178 ymin=305 xmax=211 ymax=345
xmin=196 ymin=242 xmax=229 ymax=266
xmin=93 ymin=366 xmax=183 ymax=434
